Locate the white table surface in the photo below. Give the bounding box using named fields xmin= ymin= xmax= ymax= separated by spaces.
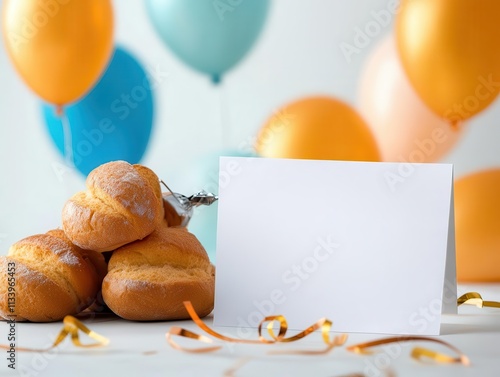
xmin=2 ymin=283 xmax=499 ymax=377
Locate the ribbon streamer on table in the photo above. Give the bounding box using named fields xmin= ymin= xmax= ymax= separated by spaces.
xmin=166 ymin=301 xmax=347 ymax=354
xmin=0 ymin=315 xmax=109 ymax=352
xmin=166 ymin=301 xmax=471 ymax=365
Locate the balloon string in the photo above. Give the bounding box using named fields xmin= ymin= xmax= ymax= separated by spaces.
xmin=60 ymin=109 xmax=74 ymax=168
xmin=218 ymin=82 xmax=230 ymax=149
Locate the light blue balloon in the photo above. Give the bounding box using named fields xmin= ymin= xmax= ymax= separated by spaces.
xmin=188 ymin=150 xmax=258 ymax=262
xmin=42 ymin=47 xmax=154 ymax=176
xmin=146 ymin=0 xmax=270 ymax=83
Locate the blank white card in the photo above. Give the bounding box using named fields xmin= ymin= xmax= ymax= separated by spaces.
xmin=214 ymin=157 xmax=456 ymax=335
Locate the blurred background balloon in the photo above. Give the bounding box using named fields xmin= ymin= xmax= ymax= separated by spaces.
xmin=455 ymin=169 xmax=500 ymax=282
xmin=255 ymin=96 xmax=380 ymax=161
xmin=188 ymin=150 xmax=258 ymax=261
xmin=2 ymin=0 xmax=114 ymax=106
xmin=359 ymin=37 xmax=464 ymax=163
xmin=42 ymin=47 xmax=154 ymax=176
xmin=396 ymin=0 xmax=500 ymax=125
xmin=145 ymin=0 xmax=270 ymax=83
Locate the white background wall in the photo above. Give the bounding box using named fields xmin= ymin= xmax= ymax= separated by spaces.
xmin=1 ymin=0 xmax=500 ymax=251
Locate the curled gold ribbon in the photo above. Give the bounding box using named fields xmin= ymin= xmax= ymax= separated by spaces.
xmin=166 ymin=301 xmax=347 ymax=354
xmin=0 ymin=315 xmax=109 ymax=352
xmin=261 ymin=316 xmax=348 ymax=355
xmin=346 ymin=336 xmax=470 ymax=366
xmin=458 ymin=292 xmax=500 ymax=308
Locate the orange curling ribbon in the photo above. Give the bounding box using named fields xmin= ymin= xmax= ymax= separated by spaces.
xmin=346 ymin=336 xmax=470 ymax=366
xmin=0 ymin=316 xmax=109 ymax=352
xmin=166 ymin=301 xmax=347 ymax=354
xmin=166 ymin=327 xmax=222 ymax=353
xmin=458 ymin=292 xmax=500 ymax=308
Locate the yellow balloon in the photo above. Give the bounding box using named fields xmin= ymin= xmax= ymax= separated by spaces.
xmin=2 ymin=0 xmax=114 ymax=106
xmin=455 ymin=170 xmax=500 ymax=282
xmin=396 ymin=0 xmax=500 ymax=125
xmin=255 ymin=96 xmax=380 ymax=162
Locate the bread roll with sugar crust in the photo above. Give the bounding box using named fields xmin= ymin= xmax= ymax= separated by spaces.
xmin=0 ymin=229 xmax=106 ymax=322
xmin=102 ymin=225 xmax=215 ymax=321
xmin=62 ymin=161 xmax=164 ymax=252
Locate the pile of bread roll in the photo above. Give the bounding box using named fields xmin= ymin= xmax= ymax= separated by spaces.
xmin=0 ymin=161 xmax=215 ymax=322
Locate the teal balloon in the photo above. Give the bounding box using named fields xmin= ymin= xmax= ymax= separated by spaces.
xmin=42 ymin=47 xmax=154 ymax=176
xmin=146 ymin=0 xmax=270 ymax=83
xmin=188 ymin=150 xmax=258 ymax=262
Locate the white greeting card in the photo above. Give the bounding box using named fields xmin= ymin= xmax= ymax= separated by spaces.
xmin=214 ymin=157 xmax=456 ymax=335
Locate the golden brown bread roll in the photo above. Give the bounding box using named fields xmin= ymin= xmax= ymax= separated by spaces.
xmin=48 ymin=229 xmax=110 ymax=314
xmin=47 ymin=229 xmax=108 ymax=282
xmin=0 ymin=230 xmax=106 ymax=322
xmin=102 ymin=225 xmax=215 ymax=321
xmin=62 ymin=161 xmax=164 ymax=252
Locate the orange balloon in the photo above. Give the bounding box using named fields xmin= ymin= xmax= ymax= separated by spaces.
xmin=396 ymin=0 xmax=500 ymax=124
xmin=359 ymin=37 xmax=464 ymax=163
xmin=255 ymin=97 xmax=380 ymax=162
xmin=455 ymin=170 xmax=500 ymax=282
xmin=2 ymin=0 xmax=114 ymax=106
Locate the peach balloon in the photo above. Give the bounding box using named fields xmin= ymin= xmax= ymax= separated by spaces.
xmin=455 ymin=170 xmax=500 ymax=282
xmin=256 ymin=96 xmax=380 ymax=162
xmin=359 ymin=37 xmax=464 ymax=163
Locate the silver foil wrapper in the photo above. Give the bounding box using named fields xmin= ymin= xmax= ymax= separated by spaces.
xmin=162 ymin=185 xmax=218 ymax=227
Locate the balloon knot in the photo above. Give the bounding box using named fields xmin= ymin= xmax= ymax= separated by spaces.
xmin=55 ymin=105 xmax=64 ymax=117
xmin=449 ymin=119 xmax=463 ymax=132
xmin=211 ymin=74 xmax=221 ymax=85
